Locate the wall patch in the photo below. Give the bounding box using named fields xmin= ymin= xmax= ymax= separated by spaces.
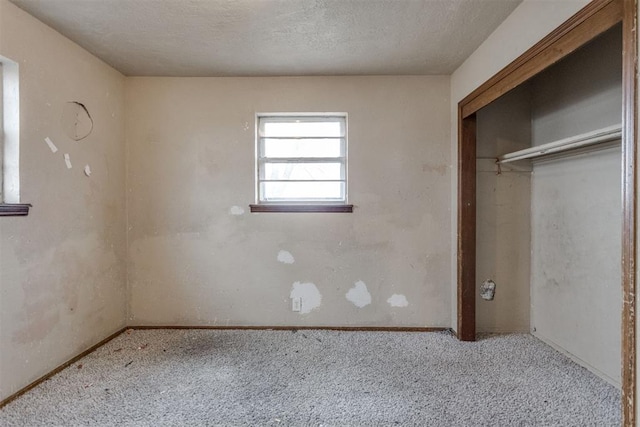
xmin=84 ymin=165 xmax=92 ymax=177
xmin=229 ymin=205 xmax=245 ymax=216
xmin=277 ymin=250 xmax=295 ymax=264
xmin=480 ymin=279 xmax=496 ymax=301
xmin=290 ymin=282 xmax=321 ymax=314
xmin=63 ymin=153 xmax=72 ymax=169
xmin=346 ymin=280 xmax=372 ymax=308
xmin=387 ymin=294 xmax=409 ymax=307
xmin=44 ymin=137 xmax=58 ymax=153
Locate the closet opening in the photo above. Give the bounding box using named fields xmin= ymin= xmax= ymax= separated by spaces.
xmin=456 ymin=0 xmax=635 ymax=423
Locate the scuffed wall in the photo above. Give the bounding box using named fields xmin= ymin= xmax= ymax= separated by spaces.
xmin=0 ymin=0 xmax=126 ymax=401
xmin=475 ymin=85 xmax=531 ymax=333
xmin=530 ymin=27 xmax=622 ymax=386
xmin=125 ymin=76 xmax=451 ymax=327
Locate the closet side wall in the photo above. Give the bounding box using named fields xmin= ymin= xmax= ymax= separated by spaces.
xmin=530 ymin=28 xmax=622 ymax=385
xmin=476 ymin=85 xmax=531 ymax=332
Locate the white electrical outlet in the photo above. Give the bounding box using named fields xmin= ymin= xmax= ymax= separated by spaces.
xmin=292 ymin=297 xmax=302 ymax=312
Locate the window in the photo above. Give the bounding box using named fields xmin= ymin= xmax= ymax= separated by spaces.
xmin=1 ymin=62 xmax=3 ymax=202
xmin=0 ymin=55 xmax=29 ymax=216
xmin=251 ymin=114 xmax=352 ymax=213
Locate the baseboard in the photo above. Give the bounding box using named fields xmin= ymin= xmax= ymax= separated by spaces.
xmin=130 ymin=325 xmax=450 ymax=333
xmin=532 ymin=331 xmax=621 ymax=389
xmin=0 ymin=327 xmax=127 ymax=409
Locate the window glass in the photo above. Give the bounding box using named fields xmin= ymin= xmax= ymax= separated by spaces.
xmin=257 ymin=115 xmax=347 ymax=204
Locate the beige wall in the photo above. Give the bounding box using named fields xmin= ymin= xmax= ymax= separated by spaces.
xmin=475 ymin=85 xmax=531 ymax=333
xmin=125 ymin=76 xmax=451 ymax=327
xmin=0 ymin=0 xmax=126 ymax=401
xmin=2 ymin=0 xmax=629 ymax=407
xmin=529 ymin=27 xmax=622 ymax=386
xmin=531 ymin=148 xmax=621 ymax=386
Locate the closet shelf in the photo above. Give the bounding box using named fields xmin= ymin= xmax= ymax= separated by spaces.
xmin=497 ymin=124 xmax=622 ymax=164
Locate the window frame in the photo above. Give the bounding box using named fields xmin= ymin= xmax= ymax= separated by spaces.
xmin=0 ymin=55 xmax=30 ymax=216
xmin=250 ymin=113 xmax=353 ymax=213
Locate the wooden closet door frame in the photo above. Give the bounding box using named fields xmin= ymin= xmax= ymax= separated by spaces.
xmin=456 ymin=0 xmax=637 ymax=424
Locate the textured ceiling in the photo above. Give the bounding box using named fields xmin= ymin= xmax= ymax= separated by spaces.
xmin=10 ymin=0 xmax=523 ymax=77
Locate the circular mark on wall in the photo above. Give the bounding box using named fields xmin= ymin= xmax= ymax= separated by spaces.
xmin=61 ymin=101 xmax=93 ymax=141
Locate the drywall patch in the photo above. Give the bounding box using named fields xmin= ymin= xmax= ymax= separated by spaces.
xmin=346 ymin=280 xmax=372 ymax=308
xmin=387 ymin=294 xmax=409 ymax=307
xmin=61 ymin=101 xmax=93 ymax=141
xmin=290 ymin=282 xmax=321 ymax=314
xmin=480 ymin=279 xmax=496 ymax=301
xmin=277 ymin=250 xmax=295 ymax=264
xmin=44 ymin=137 xmax=58 ymax=153
xmin=229 ymin=205 xmax=245 ymax=216
xmin=84 ymin=165 xmax=92 ymax=177
xmin=63 ymin=153 xmax=72 ymax=169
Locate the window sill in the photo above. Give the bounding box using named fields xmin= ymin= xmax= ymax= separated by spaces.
xmin=250 ymin=204 xmax=353 ymax=213
xmin=0 ymin=203 xmax=31 ymax=216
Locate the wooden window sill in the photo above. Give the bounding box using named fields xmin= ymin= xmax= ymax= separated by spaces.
xmin=250 ymin=204 xmax=353 ymax=213
xmin=0 ymin=203 xmax=31 ymax=216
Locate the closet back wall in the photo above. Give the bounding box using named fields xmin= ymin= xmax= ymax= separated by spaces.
xmin=530 ymin=28 xmax=622 ymax=385
xmin=125 ymin=76 xmax=451 ymax=327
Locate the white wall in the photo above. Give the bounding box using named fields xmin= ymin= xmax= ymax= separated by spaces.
xmin=531 ymin=148 xmax=621 ymax=385
xmin=531 ymin=27 xmax=622 ymax=145
xmin=0 ymin=0 xmax=126 ymax=401
xmin=125 ymin=76 xmax=451 ymax=327
xmin=530 ymin=27 xmax=622 ymax=386
xmin=450 ymin=0 xmax=589 ymax=333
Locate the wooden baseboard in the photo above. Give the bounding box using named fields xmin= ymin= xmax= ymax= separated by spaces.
xmin=130 ymin=325 xmax=450 ymax=332
xmin=0 ymin=327 xmax=127 ymax=409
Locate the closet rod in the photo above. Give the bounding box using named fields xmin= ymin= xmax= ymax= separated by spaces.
xmin=497 ymin=124 xmax=622 ymax=164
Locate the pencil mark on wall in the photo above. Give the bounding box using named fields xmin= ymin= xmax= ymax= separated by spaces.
xmin=346 ymin=280 xmax=372 ymax=308
xmin=422 ymin=163 xmax=448 ymax=175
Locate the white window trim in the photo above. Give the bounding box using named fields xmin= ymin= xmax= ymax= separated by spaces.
xmin=1 ymin=56 xmax=19 ymax=204
xmin=251 ymin=113 xmax=352 ymax=213
xmin=0 ymin=55 xmax=29 ymax=216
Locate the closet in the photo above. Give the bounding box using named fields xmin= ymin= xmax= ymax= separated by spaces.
xmin=475 ymin=25 xmax=622 ymax=386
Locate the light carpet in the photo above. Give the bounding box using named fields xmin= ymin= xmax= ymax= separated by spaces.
xmin=0 ymin=329 xmax=620 ymax=426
